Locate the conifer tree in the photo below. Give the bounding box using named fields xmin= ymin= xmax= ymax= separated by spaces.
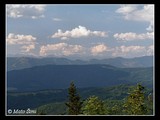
xmin=65 ymin=82 xmax=83 ymax=115
xmin=123 ymin=84 xmax=147 ymax=115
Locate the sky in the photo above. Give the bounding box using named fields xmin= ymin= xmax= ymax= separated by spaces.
xmin=6 ymin=4 xmax=154 ymax=59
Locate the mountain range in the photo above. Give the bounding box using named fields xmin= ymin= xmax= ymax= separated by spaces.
xmin=7 ymin=56 xmax=153 ymax=71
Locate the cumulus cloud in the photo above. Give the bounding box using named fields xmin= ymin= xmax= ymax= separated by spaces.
xmin=116 ymin=5 xmax=154 ymax=31
xmin=91 ymin=44 xmax=108 ymax=55
xmin=52 ymin=18 xmax=62 ymax=21
xmin=7 ymin=33 xmax=36 ymax=44
xmin=7 ymin=33 xmax=36 ymax=52
xmin=21 ymin=44 xmax=35 ymax=52
xmin=114 ymin=32 xmax=153 ymax=41
xmin=112 ymin=45 xmax=153 ymax=57
xmin=51 ymin=26 xmax=107 ymax=40
xmin=39 ymin=43 xmax=83 ymax=56
xmin=6 ymin=4 xmax=46 ymax=19
xmin=39 ymin=43 xmax=154 ymax=57
xmin=89 ymin=44 xmax=154 ymax=57
xmin=116 ymin=5 xmax=138 ymax=14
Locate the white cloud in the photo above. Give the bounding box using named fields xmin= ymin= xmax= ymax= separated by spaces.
xmin=7 ymin=33 xmax=36 ymax=52
xmin=21 ymin=44 xmax=35 ymax=52
xmin=90 ymin=44 xmax=154 ymax=58
xmin=91 ymin=44 xmax=108 ymax=55
xmin=112 ymin=45 xmax=153 ymax=57
xmin=51 ymin=26 xmax=107 ymax=40
xmin=7 ymin=33 xmax=36 ymax=45
xmin=39 ymin=42 xmax=153 ymax=58
xmin=147 ymin=45 xmax=154 ymax=56
xmin=116 ymin=5 xmax=137 ymax=14
xmin=6 ymin=4 xmax=46 ymax=19
xmin=114 ymin=32 xmax=153 ymax=41
xmin=52 ymin=18 xmax=62 ymax=21
xmin=39 ymin=43 xmax=83 ymax=56
xmin=116 ymin=5 xmax=154 ymax=31
xmin=119 ymin=45 xmax=145 ymax=53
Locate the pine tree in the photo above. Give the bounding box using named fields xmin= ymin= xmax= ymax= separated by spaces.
xmin=65 ymin=82 xmax=83 ymax=115
xmin=82 ymin=95 xmax=106 ymax=115
xmin=123 ymin=84 xmax=147 ymax=115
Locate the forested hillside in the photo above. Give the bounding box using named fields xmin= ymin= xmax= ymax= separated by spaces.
xmin=7 ymin=84 xmax=153 ymax=115
xmin=7 ymin=64 xmax=153 ymax=92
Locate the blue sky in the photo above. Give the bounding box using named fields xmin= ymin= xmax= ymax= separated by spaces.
xmin=6 ymin=4 xmax=154 ymax=59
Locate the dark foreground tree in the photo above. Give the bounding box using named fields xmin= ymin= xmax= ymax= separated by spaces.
xmin=65 ymin=82 xmax=83 ymax=115
xmin=123 ymin=84 xmax=147 ymax=115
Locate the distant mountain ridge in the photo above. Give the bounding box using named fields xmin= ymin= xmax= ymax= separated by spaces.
xmin=7 ymin=64 xmax=153 ymax=92
xmin=7 ymin=56 xmax=153 ymax=71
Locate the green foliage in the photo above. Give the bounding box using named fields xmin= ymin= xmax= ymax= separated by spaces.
xmin=82 ymin=96 xmax=107 ymax=115
xmin=104 ymin=99 xmax=125 ymax=115
xmin=79 ymin=84 xmax=130 ymax=100
xmin=65 ymin=82 xmax=83 ymax=115
xmin=36 ymin=102 xmax=67 ymax=115
xmin=123 ymin=84 xmax=148 ymax=115
xmin=145 ymin=93 xmax=153 ymax=114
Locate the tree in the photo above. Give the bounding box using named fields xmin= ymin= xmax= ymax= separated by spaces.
xmin=82 ymin=95 xmax=106 ymax=115
xmin=65 ymin=82 xmax=83 ymax=115
xmin=123 ymin=84 xmax=147 ymax=115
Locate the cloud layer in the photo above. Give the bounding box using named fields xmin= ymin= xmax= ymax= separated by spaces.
xmin=39 ymin=43 xmax=154 ymax=58
xmin=7 ymin=4 xmax=46 ymax=19
xmin=114 ymin=32 xmax=153 ymax=41
xmin=40 ymin=43 xmax=83 ymax=56
xmin=112 ymin=45 xmax=153 ymax=57
xmin=116 ymin=5 xmax=154 ymax=31
xmin=51 ymin=26 xmax=107 ymax=40
xmin=7 ymin=33 xmax=36 ymax=52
